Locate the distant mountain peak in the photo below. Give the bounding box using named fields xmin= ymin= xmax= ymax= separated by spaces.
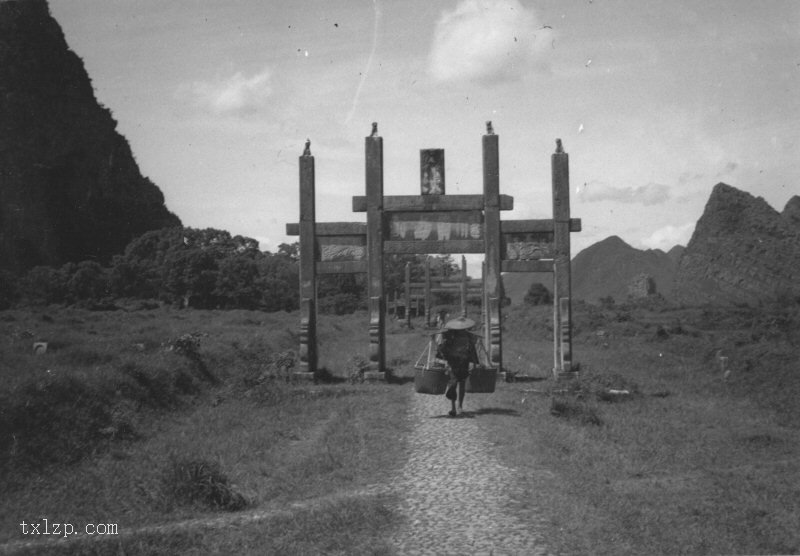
xmin=783 ymin=195 xmax=800 ymax=228
xmin=666 ymin=245 xmax=685 ymax=265
xmin=571 ymin=235 xmax=677 ymax=303
xmin=597 ymin=235 xmax=633 ymax=249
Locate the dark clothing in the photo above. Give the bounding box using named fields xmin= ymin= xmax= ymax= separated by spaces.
xmin=437 ymin=330 xmax=479 ymax=381
xmin=437 ymin=328 xmax=479 ymax=414
xmin=450 ymin=362 xmax=470 ymax=382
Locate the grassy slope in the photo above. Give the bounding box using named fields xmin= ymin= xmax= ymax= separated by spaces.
xmin=489 ymin=302 xmax=800 ymax=555
xmin=1 ymin=300 xmax=799 ymax=554
xmin=0 ymin=307 xmax=411 ymax=554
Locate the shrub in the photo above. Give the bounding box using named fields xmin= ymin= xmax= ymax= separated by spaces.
xmin=64 ymin=261 xmax=109 ymax=302
xmin=1 ymin=372 xmax=114 ymax=469
xmin=237 ymin=349 xmax=298 ymax=400
xmin=550 ymin=396 xmax=603 ymax=426
xmin=160 ymin=457 xmax=247 ymax=511
xmin=347 ymin=355 xmax=370 ymax=384
xmin=167 ymin=332 xmax=218 ymax=384
xmin=524 ymin=282 xmax=552 ymax=306
xmin=599 ymin=296 xmax=616 ymax=308
xmin=119 ymin=360 xmax=196 ymax=408
xmin=317 ymin=292 xmax=364 ymax=315
xmin=0 ymin=270 xmax=19 ymax=309
xmin=21 ymin=265 xmax=69 ymax=305
xmin=271 ymin=350 xmax=297 ymax=381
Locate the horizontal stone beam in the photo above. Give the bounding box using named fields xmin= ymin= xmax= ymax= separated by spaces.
xmin=407 ymin=282 xmax=482 ymax=289
xmin=501 ymin=260 xmax=554 ymax=273
xmin=286 ymin=221 xmax=366 ymax=236
xmin=352 ymin=194 xmax=514 ymax=212
xmin=384 ymin=240 xmax=485 ymax=254
xmin=501 ymin=218 xmax=581 ymax=233
xmin=317 ymin=261 xmax=368 ymax=274
xmin=391 ymin=290 xmax=483 ymax=299
xmin=430 ymin=288 xmax=483 ymax=296
xmin=287 ymin=217 xmax=580 ymax=238
xmin=286 ymin=217 xmax=580 ymax=237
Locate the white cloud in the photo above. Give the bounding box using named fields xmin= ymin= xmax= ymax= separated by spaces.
xmin=716 ymin=160 xmax=738 ymax=176
xmin=639 ymin=223 xmax=695 ymax=250
xmin=428 ymin=0 xmax=553 ymax=83
xmin=577 ymin=181 xmax=671 ymax=206
xmin=179 ymin=68 xmax=272 ymax=117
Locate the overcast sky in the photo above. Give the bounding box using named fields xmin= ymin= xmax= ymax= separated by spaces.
xmin=48 ymin=0 xmax=800 ymax=272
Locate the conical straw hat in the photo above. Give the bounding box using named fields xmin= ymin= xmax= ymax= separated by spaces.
xmin=443 ymin=316 xmax=475 ymax=330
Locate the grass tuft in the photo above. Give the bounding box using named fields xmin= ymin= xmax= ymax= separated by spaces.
xmin=160 ymin=457 xmax=248 ymax=512
xmin=346 ymin=354 xmax=370 ymax=384
xmin=550 ymin=395 xmax=603 ymax=426
xmin=1 ymin=372 xmax=114 ymax=470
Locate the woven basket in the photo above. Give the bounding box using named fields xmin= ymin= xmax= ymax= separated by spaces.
xmin=414 ymin=368 xmax=449 ymax=395
xmin=465 ymin=366 xmax=497 ymax=393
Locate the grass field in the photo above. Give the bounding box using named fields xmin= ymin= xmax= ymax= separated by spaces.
xmin=1 ymin=298 xmax=798 ymax=554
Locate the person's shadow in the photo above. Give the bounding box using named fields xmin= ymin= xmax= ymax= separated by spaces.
xmin=471 ymin=407 xmax=520 ymax=417
xmin=430 ymin=407 xmax=520 ymax=419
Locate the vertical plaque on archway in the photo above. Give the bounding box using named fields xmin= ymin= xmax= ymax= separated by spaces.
xmin=482 ymin=122 xmax=502 ymax=369
xmin=366 ymin=124 xmax=386 ymax=374
xmin=420 ymin=149 xmax=445 ymax=195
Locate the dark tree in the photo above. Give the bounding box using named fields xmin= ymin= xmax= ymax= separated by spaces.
xmin=524 ymin=282 xmax=552 ymax=306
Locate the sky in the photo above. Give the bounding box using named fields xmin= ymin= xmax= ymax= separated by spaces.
xmin=48 ymin=0 xmax=800 ymax=275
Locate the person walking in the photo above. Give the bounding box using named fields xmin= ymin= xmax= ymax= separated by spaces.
xmin=437 ymin=317 xmax=480 ymax=416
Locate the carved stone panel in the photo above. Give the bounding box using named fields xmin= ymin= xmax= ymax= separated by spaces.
xmin=502 ymin=232 xmax=554 ymax=261
xmin=386 ymin=211 xmax=483 ymax=241
xmin=317 ymin=235 xmax=367 ymax=261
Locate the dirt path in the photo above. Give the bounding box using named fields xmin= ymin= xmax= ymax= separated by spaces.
xmin=387 ymin=391 xmax=551 ymax=555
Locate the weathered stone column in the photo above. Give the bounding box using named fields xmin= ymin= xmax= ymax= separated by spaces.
xmin=297 ymin=140 xmax=317 ymax=376
xmin=552 ymin=138 xmax=576 ymax=381
xmin=483 ymin=122 xmax=502 ymax=370
xmin=424 ymin=257 xmax=432 ymax=328
xmin=460 ymin=255 xmax=468 ymax=318
xmin=365 ymin=123 xmax=386 ymax=376
xmin=404 ymin=261 xmax=412 ymax=327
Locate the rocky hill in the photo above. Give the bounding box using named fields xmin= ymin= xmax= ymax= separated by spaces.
xmin=666 ymin=245 xmax=685 ymax=266
xmin=570 ymin=235 xmax=678 ymax=303
xmin=502 ymin=236 xmax=679 ymax=306
xmin=0 ymin=0 xmax=180 ymax=275
xmin=504 ymin=184 xmax=799 ymax=307
xmin=674 ymin=183 xmax=800 ymax=305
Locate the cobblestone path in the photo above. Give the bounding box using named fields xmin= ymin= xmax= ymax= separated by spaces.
xmin=0 ymin=390 xmax=554 ymax=556
xmin=388 ymin=391 xmax=551 ymax=556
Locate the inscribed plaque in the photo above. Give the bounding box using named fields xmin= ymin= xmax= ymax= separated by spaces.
xmin=420 ymin=149 xmax=445 ymax=195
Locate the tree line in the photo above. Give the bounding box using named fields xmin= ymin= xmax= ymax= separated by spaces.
xmin=0 ymin=227 xmax=461 ymax=314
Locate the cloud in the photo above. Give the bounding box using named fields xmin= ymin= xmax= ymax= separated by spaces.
xmin=677 ymin=171 xmax=705 ymax=185
xmin=716 ymin=160 xmax=738 ymax=176
xmin=639 ymin=223 xmax=695 ymax=250
xmin=428 ymin=0 xmax=553 ymax=83
xmin=179 ymin=68 xmax=272 ymax=117
xmin=577 ymin=181 xmax=671 ymax=206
